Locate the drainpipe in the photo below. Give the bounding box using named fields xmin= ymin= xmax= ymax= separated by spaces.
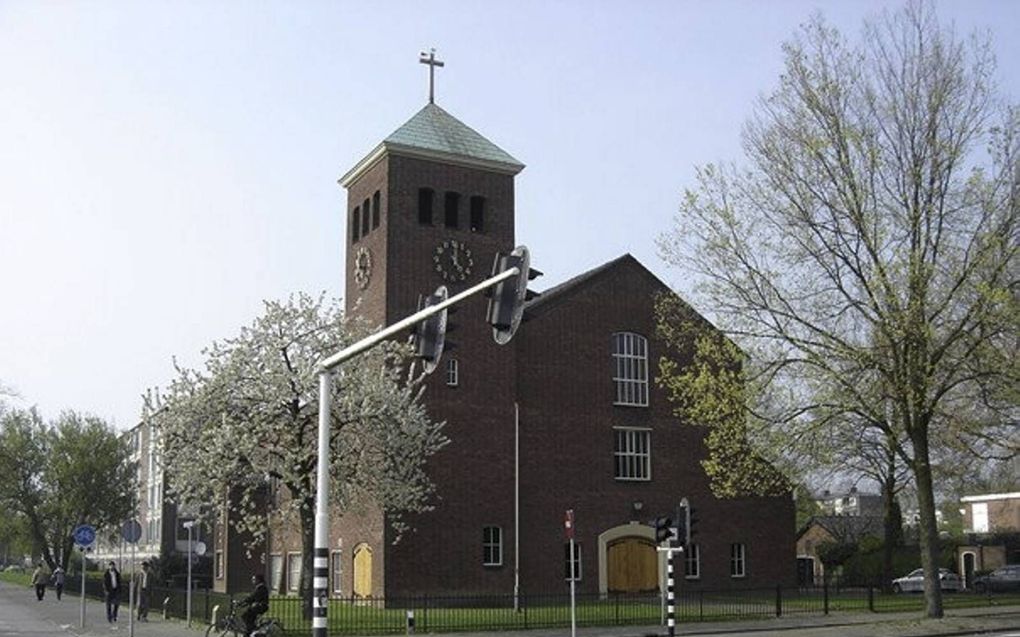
xmin=514 ymin=401 xmax=520 ymax=612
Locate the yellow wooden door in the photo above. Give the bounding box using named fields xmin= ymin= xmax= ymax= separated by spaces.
xmin=607 ymin=537 xmax=657 ymax=593
xmin=353 ymin=544 xmax=373 ymax=598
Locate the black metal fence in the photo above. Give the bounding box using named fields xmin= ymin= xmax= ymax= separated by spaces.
xmin=54 ymin=578 xmax=1020 ymax=636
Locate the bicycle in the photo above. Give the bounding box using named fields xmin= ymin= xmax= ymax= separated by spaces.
xmin=205 ymin=600 xmax=284 ymax=637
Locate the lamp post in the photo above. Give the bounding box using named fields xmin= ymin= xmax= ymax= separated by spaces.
xmin=183 ymin=520 xmax=196 ymax=627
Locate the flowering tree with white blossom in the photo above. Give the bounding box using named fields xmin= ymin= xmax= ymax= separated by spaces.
xmin=148 ymin=293 xmax=446 ymax=604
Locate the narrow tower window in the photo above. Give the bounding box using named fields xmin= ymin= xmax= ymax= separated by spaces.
xmin=372 ymin=191 xmax=381 ymax=229
xmin=362 ymin=198 xmax=371 ymax=236
xmin=445 ymin=191 xmax=460 ymax=228
xmin=470 ymin=196 xmax=485 ymax=233
xmin=418 ymin=188 xmax=434 ymax=225
xmin=351 ymin=206 xmax=361 ymax=242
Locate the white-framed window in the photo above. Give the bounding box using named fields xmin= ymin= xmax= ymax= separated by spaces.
xmin=613 ymin=427 xmax=651 ymax=481
xmin=287 ymin=552 xmax=302 ymax=593
xmin=215 ymin=551 xmax=224 ymax=580
xmin=612 ymin=332 xmax=649 ymax=406
xmin=564 ymin=542 xmax=582 ymax=581
xmin=269 ymin=554 xmax=284 ymax=593
xmin=331 ymin=551 xmax=343 ymax=594
xmin=685 ymin=543 xmax=701 ymax=579
xmin=730 ymin=543 xmax=746 ymax=578
xmin=482 ymin=526 xmax=502 ymax=567
xmin=446 ymin=358 xmax=459 ymax=387
xmin=972 ymin=503 xmax=989 ymax=532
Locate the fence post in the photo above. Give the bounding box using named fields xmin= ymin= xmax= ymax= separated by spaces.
xmin=823 ymin=575 xmax=829 ymax=615
xmin=775 ymin=584 xmax=782 ymax=617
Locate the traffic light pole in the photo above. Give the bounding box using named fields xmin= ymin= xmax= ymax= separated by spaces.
xmin=311 ymin=264 xmax=522 ymax=637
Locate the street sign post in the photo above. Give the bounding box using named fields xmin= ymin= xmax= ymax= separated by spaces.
xmin=72 ymin=524 xmax=96 ymax=629
xmin=122 ymin=520 xmax=142 ymax=637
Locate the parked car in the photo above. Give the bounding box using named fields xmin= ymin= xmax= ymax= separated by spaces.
xmin=892 ymin=568 xmax=961 ymax=593
xmin=972 ymin=565 xmax=1020 ymax=594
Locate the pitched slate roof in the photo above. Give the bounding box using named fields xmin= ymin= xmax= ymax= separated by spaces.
xmin=339 ymin=103 xmax=524 ymax=186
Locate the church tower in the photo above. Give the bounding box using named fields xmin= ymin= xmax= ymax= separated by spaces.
xmin=337 ymin=59 xmax=527 ymax=595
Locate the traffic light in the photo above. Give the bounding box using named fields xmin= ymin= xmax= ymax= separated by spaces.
xmin=486 ymin=245 xmax=539 ymax=345
xmin=675 ymin=505 xmax=688 ymax=547
xmin=413 ymin=286 xmax=448 ymax=374
xmin=652 ymin=516 xmax=674 ymax=544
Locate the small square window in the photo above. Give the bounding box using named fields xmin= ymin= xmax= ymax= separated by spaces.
xmin=446 ymin=358 xmax=459 ymax=387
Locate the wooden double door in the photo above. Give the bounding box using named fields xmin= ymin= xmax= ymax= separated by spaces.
xmin=607 ymin=536 xmax=658 ymax=593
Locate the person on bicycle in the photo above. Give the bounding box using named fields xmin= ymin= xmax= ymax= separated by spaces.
xmin=238 ymin=573 xmax=269 ymax=636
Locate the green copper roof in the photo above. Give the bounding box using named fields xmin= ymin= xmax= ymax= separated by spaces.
xmin=384 ymin=103 xmax=524 ymax=172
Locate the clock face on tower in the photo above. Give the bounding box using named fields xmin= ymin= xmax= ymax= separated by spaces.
xmin=353 ymin=246 xmax=372 ymax=289
xmin=433 ymin=239 xmax=474 ymax=282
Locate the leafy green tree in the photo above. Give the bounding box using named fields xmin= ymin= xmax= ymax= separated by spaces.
xmin=0 ymin=408 xmax=136 ymax=570
xmin=149 ymin=293 xmax=446 ymax=608
xmin=657 ymin=3 xmax=1018 ymax=618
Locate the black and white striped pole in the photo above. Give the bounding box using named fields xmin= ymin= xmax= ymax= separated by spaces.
xmin=666 ymin=546 xmax=676 ymax=637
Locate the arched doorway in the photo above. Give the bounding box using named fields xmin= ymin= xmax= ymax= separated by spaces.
xmin=353 ymin=543 xmax=373 ymax=598
xmin=607 ymin=537 xmax=657 ymax=593
xmin=962 ymin=552 xmax=976 ymax=590
xmin=597 ymin=523 xmax=659 ymax=595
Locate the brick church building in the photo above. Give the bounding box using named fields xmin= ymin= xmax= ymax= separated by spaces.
xmin=218 ymin=87 xmax=795 ymax=599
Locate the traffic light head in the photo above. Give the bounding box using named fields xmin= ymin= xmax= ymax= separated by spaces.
xmin=413 ymin=286 xmax=448 ymax=374
xmin=652 ymin=516 xmax=674 ymax=544
xmin=486 ymin=245 xmax=537 ymax=345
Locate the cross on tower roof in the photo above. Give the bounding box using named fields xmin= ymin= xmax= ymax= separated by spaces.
xmin=419 ymin=48 xmax=445 ymax=104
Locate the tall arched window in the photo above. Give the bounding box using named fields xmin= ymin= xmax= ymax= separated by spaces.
xmin=612 ymin=332 xmax=648 ymax=406
xmin=351 ymin=206 xmax=361 ymax=242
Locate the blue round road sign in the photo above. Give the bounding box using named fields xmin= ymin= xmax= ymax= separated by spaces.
xmin=122 ymin=519 xmax=142 ymax=544
xmin=72 ymin=524 xmax=96 ymax=547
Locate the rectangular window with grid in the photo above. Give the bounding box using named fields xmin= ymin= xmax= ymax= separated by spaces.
xmin=685 ymin=544 xmax=701 ymax=579
xmin=564 ymin=542 xmax=582 ymax=581
xmin=612 ymin=332 xmax=649 ymax=406
xmin=614 ymin=428 xmax=651 ymax=481
xmin=269 ymin=554 xmax=283 ymax=593
xmin=331 ymin=551 xmax=343 ymax=594
xmin=482 ymin=526 xmax=502 ymax=566
xmin=446 ymin=358 xmax=459 ymax=387
xmin=287 ymin=552 xmax=302 ymax=593
xmin=730 ymin=543 xmax=746 ymax=578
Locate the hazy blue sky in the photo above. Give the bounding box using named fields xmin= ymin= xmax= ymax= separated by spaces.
xmin=1 ymin=1 xmax=1017 ymax=429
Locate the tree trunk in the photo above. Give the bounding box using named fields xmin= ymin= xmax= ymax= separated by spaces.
xmin=881 ymin=475 xmax=896 ymax=594
xmin=299 ymin=497 xmax=316 ymax=621
xmin=911 ymin=431 xmax=944 ymax=618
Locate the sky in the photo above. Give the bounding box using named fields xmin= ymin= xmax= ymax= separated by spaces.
xmin=1 ymin=1 xmax=1017 ymax=430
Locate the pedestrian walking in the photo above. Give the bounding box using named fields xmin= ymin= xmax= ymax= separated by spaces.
xmin=102 ymin=561 xmax=122 ymax=623
xmin=135 ymin=561 xmax=152 ymax=621
xmin=51 ymin=566 xmax=65 ymax=600
xmin=31 ymin=563 xmax=48 ymax=601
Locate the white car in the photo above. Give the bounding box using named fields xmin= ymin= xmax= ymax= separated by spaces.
xmin=892 ymin=568 xmax=961 ymax=593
